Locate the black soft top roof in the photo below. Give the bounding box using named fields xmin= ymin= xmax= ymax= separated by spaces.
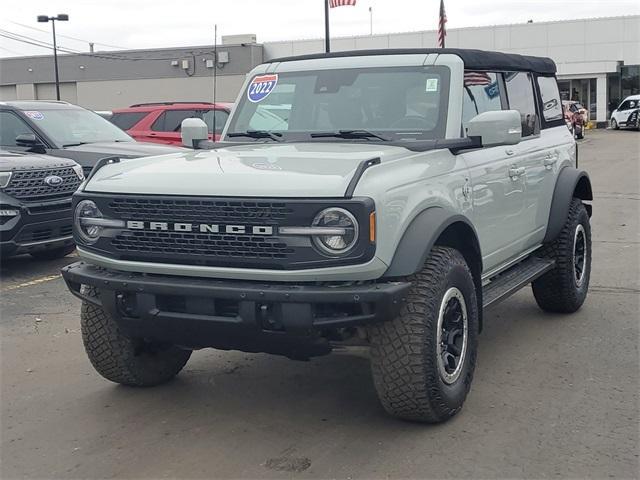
xmin=266 ymin=48 xmax=556 ymax=75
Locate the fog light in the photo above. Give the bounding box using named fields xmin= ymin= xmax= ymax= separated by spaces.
xmin=0 ymin=209 xmax=19 ymax=217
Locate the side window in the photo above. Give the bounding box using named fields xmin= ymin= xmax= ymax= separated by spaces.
xmin=0 ymin=111 xmax=35 ymax=146
xmin=461 ymin=71 xmax=502 ymax=133
xmin=110 ymin=112 xmax=147 ymax=130
xmin=504 ymin=72 xmax=539 ymax=137
xmin=537 ymin=76 xmax=563 ymax=122
xmin=201 ymin=109 xmax=230 ymax=134
xmin=152 ymin=110 xmax=198 ymax=132
xmin=628 ymin=100 xmax=637 ymax=109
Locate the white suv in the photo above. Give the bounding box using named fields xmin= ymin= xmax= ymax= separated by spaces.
xmin=62 ymin=49 xmax=593 ymax=423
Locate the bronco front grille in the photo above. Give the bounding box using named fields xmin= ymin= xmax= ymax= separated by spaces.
xmin=109 ymin=198 xmax=294 ymax=223
xmin=112 ymin=230 xmax=294 ymax=261
xmin=83 ymin=194 xmax=376 ymax=270
xmin=4 ymin=168 xmax=80 ymax=201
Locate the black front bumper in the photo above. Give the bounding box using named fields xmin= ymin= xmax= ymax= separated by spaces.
xmin=62 ymin=262 xmax=410 ymax=359
xmin=0 ymin=196 xmax=74 ymax=257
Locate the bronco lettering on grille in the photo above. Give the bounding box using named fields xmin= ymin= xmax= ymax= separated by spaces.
xmin=125 ymin=221 xmax=274 ymax=235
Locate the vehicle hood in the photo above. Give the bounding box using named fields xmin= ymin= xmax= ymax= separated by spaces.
xmin=84 ymin=142 xmax=413 ymax=197
xmin=51 ymin=141 xmax=185 ymax=168
xmin=0 ymin=150 xmax=78 ymax=171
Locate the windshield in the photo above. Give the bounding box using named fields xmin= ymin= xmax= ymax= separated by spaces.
xmin=226 ymin=66 xmax=450 ymax=142
xmin=27 ymin=108 xmax=133 ymax=147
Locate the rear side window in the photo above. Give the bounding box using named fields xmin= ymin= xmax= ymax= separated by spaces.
xmin=504 ymin=72 xmax=539 ymax=137
xmin=152 ymin=110 xmax=198 ymax=132
xmin=461 ymin=71 xmax=502 ymax=133
xmin=110 ymin=112 xmax=147 ymax=130
xmin=0 ymin=111 xmax=35 ymax=146
xmin=537 ymin=76 xmax=563 ymax=122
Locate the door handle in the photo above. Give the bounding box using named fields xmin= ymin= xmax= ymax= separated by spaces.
xmin=508 ymin=166 xmax=525 ymax=180
xmin=505 ymin=149 xmax=515 ymax=156
xmin=543 ymin=155 xmax=558 ymax=169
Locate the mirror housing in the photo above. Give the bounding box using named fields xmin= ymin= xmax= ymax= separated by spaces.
xmin=181 ymin=118 xmax=209 ymax=149
xmin=467 ymin=110 xmax=522 ymax=147
xmin=16 ymin=133 xmax=46 ymax=152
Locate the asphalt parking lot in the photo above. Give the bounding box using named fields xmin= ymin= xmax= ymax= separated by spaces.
xmin=1 ymin=129 xmax=638 ymax=479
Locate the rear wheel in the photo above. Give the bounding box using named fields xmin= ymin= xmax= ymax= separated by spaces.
xmin=81 ymin=286 xmax=192 ymax=386
xmin=368 ymin=246 xmax=479 ymax=423
xmin=575 ymin=125 xmax=584 ymax=139
xmin=30 ymin=245 xmax=75 ymax=260
xmin=532 ymin=199 xmax=591 ymax=313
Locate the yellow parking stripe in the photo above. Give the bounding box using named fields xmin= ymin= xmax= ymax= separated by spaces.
xmin=1 ymin=274 xmax=62 ymax=292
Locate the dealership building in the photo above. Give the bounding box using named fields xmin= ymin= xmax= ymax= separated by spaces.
xmin=1 ymin=15 xmax=638 ymax=125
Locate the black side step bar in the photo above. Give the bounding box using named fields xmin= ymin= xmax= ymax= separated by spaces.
xmin=482 ymin=257 xmax=555 ymax=309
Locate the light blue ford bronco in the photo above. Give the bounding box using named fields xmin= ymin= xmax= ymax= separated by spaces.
xmin=62 ymin=48 xmax=592 ymax=422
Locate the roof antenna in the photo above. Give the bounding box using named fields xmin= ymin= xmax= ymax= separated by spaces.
xmin=212 ymin=24 xmax=218 ymax=139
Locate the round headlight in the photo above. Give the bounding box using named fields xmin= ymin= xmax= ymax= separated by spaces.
xmin=312 ymin=207 xmax=359 ymax=255
xmin=74 ymin=200 xmax=103 ymax=244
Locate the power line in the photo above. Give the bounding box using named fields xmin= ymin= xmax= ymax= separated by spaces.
xmin=0 ymin=29 xmax=216 ymax=62
xmin=7 ymin=20 xmax=128 ymax=49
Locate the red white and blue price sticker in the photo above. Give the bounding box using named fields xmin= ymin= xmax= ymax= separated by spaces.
xmin=24 ymin=111 xmax=44 ymax=120
xmin=247 ymin=74 xmax=278 ymax=103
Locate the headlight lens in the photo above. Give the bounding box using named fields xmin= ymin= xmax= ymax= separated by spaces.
xmin=72 ymin=164 xmax=85 ymax=181
xmin=74 ymin=200 xmax=103 ymax=244
xmin=0 ymin=172 xmax=12 ymax=188
xmin=312 ymin=207 xmax=359 ymax=255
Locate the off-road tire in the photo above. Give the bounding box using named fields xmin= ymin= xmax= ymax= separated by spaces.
xmin=532 ymin=198 xmax=591 ymax=313
xmin=610 ymin=118 xmax=619 ymax=130
xmin=30 ymin=245 xmax=76 ymax=260
xmin=81 ymin=286 xmax=191 ymax=386
xmin=368 ymin=246 xmax=479 ymax=423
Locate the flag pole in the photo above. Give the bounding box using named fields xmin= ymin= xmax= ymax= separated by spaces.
xmin=324 ymin=0 xmax=331 ymax=53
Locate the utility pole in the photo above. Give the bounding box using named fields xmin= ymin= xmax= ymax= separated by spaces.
xmin=37 ymin=14 xmax=69 ymax=101
xmin=212 ymin=24 xmax=218 ymax=138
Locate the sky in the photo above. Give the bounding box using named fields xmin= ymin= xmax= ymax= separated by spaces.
xmin=1 ymin=0 xmax=639 ymax=58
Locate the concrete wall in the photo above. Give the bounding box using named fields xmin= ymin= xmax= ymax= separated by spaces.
xmin=76 ymin=75 xmax=246 ymax=110
xmin=0 ymin=44 xmax=262 ymax=109
xmin=264 ymin=15 xmax=640 ymax=77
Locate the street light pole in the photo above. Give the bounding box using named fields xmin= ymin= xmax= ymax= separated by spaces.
xmin=37 ymin=14 xmax=69 ymax=101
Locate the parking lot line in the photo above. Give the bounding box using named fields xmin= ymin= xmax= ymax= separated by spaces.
xmin=1 ymin=274 xmax=62 ymax=293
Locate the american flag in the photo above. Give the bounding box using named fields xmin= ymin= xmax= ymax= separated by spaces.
xmin=464 ymin=71 xmax=492 ymax=86
xmin=437 ymin=0 xmax=447 ymax=48
xmin=330 ymin=0 xmax=356 ymax=7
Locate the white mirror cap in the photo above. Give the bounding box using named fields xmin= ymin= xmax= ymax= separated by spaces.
xmin=467 ymin=110 xmax=522 ymax=147
xmin=181 ymin=118 xmax=208 ymax=148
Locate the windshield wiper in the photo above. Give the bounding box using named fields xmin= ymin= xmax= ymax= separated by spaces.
xmin=226 ymin=130 xmax=283 ymax=142
xmin=310 ymin=129 xmax=390 ymax=142
xmin=62 ymin=142 xmax=90 ymax=147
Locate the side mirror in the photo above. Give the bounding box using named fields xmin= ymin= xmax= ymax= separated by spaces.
xmin=181 ymin=118 xmax=208 ymax=148
xmin=16 ymin=133 xmax=45 ymax=152
xmin=467 ymin=110 xmax=522 ymax=147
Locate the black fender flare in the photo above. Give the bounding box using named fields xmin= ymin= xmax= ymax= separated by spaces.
xmin=384 ymin=207 xmax=480 ymax=278
xmin=543 ymin=166 xmax=593 ymax=243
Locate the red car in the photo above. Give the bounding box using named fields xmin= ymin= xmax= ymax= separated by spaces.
xmin=109 ymin=102 xmax=233 ymax=145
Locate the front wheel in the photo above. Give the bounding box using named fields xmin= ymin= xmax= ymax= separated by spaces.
xmin=368 ymin=246 xmax=479 ymax=423
xmin=81 ymin=286 xmax=192 ymax=386
xmin=610 ymin=118 xmax=619 ymax=130
xmin=532 ymin=199 xmax=591 ymax=313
